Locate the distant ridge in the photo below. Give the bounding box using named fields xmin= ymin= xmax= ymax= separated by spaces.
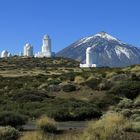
xmin=57 ymin=32 xmax=140 ymax=67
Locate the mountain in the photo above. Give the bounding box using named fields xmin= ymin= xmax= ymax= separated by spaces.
xmin=57 ymin=32 xmax=140 ymax=67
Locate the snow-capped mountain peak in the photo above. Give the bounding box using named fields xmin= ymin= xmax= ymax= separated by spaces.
xmin=94 ymin=31 xmax=118 ymax=41
xmin=57 ymin=32 xmax=140 ymax=67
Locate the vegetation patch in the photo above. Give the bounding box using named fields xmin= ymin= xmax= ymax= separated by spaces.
xmin=0 ymin=126 xmax=19 ymax=140
xmin=0 ymin=112 xmax=28 ymax=128
xmin=36 ymin=116 xmax=57 ymax=133
xmin=109 ymin=81 xmax=140 ymax=99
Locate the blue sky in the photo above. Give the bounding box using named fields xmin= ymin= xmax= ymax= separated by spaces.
xmin=0 ymin=0 xmax=140 ymax=54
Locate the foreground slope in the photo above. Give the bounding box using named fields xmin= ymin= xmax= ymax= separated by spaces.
xmin=0 ymin=57 xmax=139 ymax=123
xmin=0 ymin=53 xmax=140 ymax=140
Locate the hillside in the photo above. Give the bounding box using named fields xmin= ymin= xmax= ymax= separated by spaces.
xmin=0 ymin=57 xmax=79 ymax=77
xmin=0 ymin=57 xmax=140 ymax=139
xmin=57 ymin=32 xmax=140 ymax=67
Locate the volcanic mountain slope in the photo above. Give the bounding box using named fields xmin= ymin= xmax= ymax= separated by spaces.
xmin=57 ymin=32 xmax=140 ymax=67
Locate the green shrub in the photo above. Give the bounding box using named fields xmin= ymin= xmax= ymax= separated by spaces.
xmin=131 ymin=114 xmax=140 ymax=121
xmin=84 ymin=77 xmax=101 ymax=90
xmin=62 ymin=84 xmax=76 ymax=92
xmin=36 ymin=116 xmax=57 ymax=133
xmin=47 ymin=85 xmax=61 ymax=92
xmin=12 ymin=90 xmax=51 ymax=102
xmin=134 ymin=95 xmax=140 ymax=106
xmin=0 ymin=112 xmax=28 ymax=128
xmin=130 ymin=73 xmax=140 ymax=81
xmin=121 ymin=109 xmax=132 ymax=117
xmin=130 ymin=122 xmax=140 ymax=133
xmin=134 ymin=117 xmax=140 ymax=122
xmin=117 ymin=98 xmax=133 ymax=108
xmin=106 ymin=72 xmax=117 ymax=79
xmin=45 ymin=98 xmax=102 ymax=121
xmin=47 ymin=79 xmax=61 ymax=85
xmin=131 ymin=109 xmax=140 ymax=115
xmin=109 ymin=74 xmax=128 ymax=82
xmin=50 ymin=107 xmax=102 ymax=121
xmin=90 ymin=94 xmax=120 ymax=109
xmin=59 ymin=72 xmax=76 ymax=81
xmin=98 ymin=80 xmax=112 ymax=90
xmin=0 ymin=126 xmax=19 ymax=140
xmin=109 ymin=81 xmax=140 ymax=99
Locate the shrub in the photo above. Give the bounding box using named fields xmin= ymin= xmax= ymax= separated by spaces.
xmin=0 ymin=126 xmax=19 ymax=140
xmin=106 ymin=72 xmax=117 ymax=79
xmin=109 ymin=81 xmax=140 ymax=99
xmin=117 ymin=98 xmax=133 ymax=108
xmin=126 ymin=122 xmax=140 ymax=133
xmin=74 ymin=76 xmax=85 ymax=84
xmin=110 ymin=74 xmax=128 ymax=81
xmin=36 ymin=116 xmax=57 ymax=133
xmin=62 ymin=84 xmax=76 ymax=92
xmin=0 ymin=112 xmax=28 ymax=128
xmin=83 ymin=112 xmax=128 ymax=140
xmin=84 ymin=77 xmax=101 ymax=90
xmin=51 ymin=107 xmax=102 ymax=121
xmin=134 ymin=117 xmax=140 ymax=122
xmin=47 ymin=79 xmax=61 ymax=85
xmin=12 ymin=90 xmax=51 ymax=102
xmin=47 ymin=85 xmax=61 ymax=92
xmin=90 ymin=94 xmax=120 ymax=109
xmin=47 ymin=98 xmax=102 ymax=121
xmin=134 ymin=95 xmax=140 ymax=106
xmin=98 ymin=80 xmax=112 ymax=90
xmin=59 ymin=72 xmax=76 ymax=81
xmin=130 ymin=114 xmax=140 ymax=121
xmin=130 ymin=73 xmax=140 ymax=81
xmin=121 ymin=109 xmax=132 ymax=117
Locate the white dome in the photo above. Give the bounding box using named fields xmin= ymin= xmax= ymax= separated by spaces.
xmin=86 ymin=47 xmax=94 ymax=53
xmin=25 ymin=43 xmax=31 ymax=47
xmin=1 ymin=50 xmax=8 ymax=58
xmin=43 ymin=35 xmax=49 ymax=39
xmin=2 ymin=50 xmax=8 ymax=54
xmin=7 ymin=53 xmax=12 ymax=57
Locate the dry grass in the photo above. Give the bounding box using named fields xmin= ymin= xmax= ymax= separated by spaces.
xmin=19 ymin=132 xmax=47 ymax=140
xmin=74 ymin=76 xmax=85 ymax=84
xmin=83 ymin=112 xmax=128 ymax=140
xmin=19 ymin=131 xmax=81 ymax=140
xmin=20 ymin=112 xmax=140 ymax=140
xmin=36 ymin=116 xmax=57 ymax=133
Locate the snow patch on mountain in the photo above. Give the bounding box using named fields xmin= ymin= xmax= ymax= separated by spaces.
xmin=115 ymin=46 xmax=131 ymax=59
xmin=106 ymin=50 xmax=112 ymax=59
xmin=94 ymin=32 xmax=118 ymax=41
xmin=74 ymin=36 xmax=94 ymax=47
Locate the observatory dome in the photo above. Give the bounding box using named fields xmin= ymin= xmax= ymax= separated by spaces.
xmin=25 ymin=43 xmax=31 ymax=47
xmin=7 ymin=53 xmax=12 ymax=57
xmin=43 ymin=35 xmax=49 ymax=39
xmin=86 ymin=46 xmax=95 ymax=53
xmin=1 ymin=50 xmax=8 ymax=58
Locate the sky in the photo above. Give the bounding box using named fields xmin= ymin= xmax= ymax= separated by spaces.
xmin=0 ymin=0 xmax=140 ymax=55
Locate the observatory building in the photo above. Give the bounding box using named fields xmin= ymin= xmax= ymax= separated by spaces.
xmin=1 ymin=50 xmax=12 ymax=58
xmin=23 ymin=43 xmax=33 ymax=57
xmin=80 ymin=46 xmax=97 ymax=68
xmin=35 ymin=35 xmax=53 ymax=58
